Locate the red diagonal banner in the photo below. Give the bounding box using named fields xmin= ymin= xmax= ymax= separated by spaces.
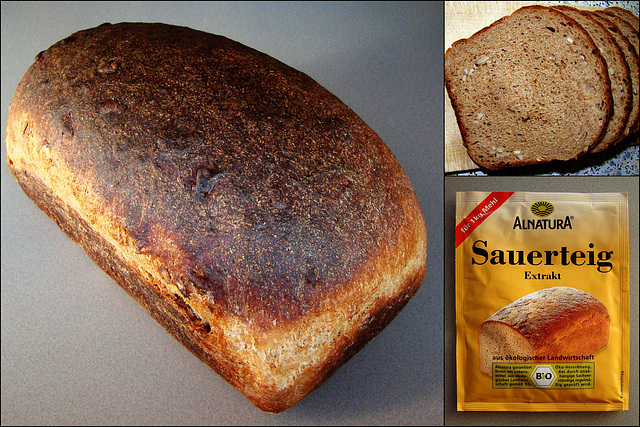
xmin=455 ymin=192 xmax=514 ymax=248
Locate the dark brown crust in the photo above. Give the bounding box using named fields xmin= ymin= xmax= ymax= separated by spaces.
xmin=10 ymin=166 xmax=225 ymax=367
xmin=8 ymin=22 xmax=422 ymax=329
xmin=10 ymin=162 xmax=424 ymax=413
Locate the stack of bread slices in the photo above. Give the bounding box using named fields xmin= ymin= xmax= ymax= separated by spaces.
xmin=445 ymin=4 xmax=638 ymax=171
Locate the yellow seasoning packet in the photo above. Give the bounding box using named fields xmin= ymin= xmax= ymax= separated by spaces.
xmin=455 ymin=192 xmax=629 ymax=411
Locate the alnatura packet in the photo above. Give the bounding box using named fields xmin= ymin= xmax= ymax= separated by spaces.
xmin=455 ymin=192 xmax=629 ymax=411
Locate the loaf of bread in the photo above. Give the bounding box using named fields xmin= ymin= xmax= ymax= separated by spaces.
xmin=552 ymin=5 xmax=632 ymax=152
xmin=445 ymin=5 xmax=613 ymax=170
xmin=478 ymin=287 xmax=610 ymax=376
xmin=5 ymin=23 xmax=427 ymax=413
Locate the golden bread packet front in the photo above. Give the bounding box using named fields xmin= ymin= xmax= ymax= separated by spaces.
xmin=455 ymin=192 xmax=629 ymax=411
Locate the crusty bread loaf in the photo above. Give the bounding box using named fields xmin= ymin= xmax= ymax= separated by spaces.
xmin=552 ymin=5 xmax=632 ymax=152
xmin=5 ymin=23 xmax=427 ymax=413
xmin=444 ymin=5 xmax=613 ymax=170
xmin=478 ymin=287 xmax=610 ymax=377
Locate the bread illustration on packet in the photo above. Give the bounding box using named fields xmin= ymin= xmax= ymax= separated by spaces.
xmin=478 ymin=286 xmax=610 ymax=376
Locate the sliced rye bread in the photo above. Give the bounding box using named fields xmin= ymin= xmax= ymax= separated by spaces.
xmin=592 ymin=11 xmax=640 ymax=138
xmin=599 ymin=12 xmax=639 ymax=73
xmin=444 ymin=5 xmax=612 ymax=170
xmin=597 ymin=10 xmax=639 ymax=136
xmin=604 ymin=6 xmax=639 ymax=33
xmin=552 ymin=5 xmax=632 ymax=152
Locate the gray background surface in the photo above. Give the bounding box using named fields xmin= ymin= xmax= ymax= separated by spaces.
xmin=1 ymin=1 xmax=443 ymax=425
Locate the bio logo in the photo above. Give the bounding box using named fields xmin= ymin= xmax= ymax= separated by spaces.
xmin=530 ymin=365 xmax=557 ymax=388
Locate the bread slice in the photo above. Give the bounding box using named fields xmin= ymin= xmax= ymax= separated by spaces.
xmin=596 ymin=10 xmax=639 ymax=136
xmin=5 ymin=23 xmax=427 ymax=413
xmin=445 ymin=5 xmax=613 ymax=170
xmin=604 ymin=6 xmax=639 ymax=33
xmin=478 ymin=287 xmax=610 ymax=377
xmin=592 ymin=11 xmax=640 ymax=138
xmin=552 ymin=5 xmax=632 ymax=152
xmin=602 ymin=11 xmax=639 ymax=58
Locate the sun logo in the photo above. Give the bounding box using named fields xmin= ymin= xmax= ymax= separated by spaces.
xmin=530 ymin=201 xmax=554 ymax=217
